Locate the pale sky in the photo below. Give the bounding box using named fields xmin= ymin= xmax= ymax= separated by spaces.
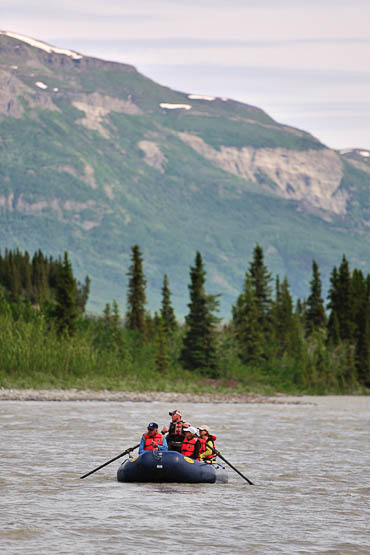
xmin=2 ymin=0 xmax=370 ymax=149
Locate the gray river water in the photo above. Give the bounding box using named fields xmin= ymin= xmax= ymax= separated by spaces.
xmin=1 ymin=396 xmax=370 ymax=554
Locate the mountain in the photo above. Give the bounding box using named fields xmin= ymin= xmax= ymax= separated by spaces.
xmin=1 ymin=31 xmax=370 ymax=316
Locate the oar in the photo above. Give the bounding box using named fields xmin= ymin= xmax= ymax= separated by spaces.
xmin=80 ymin=443 xmax=140 ymax=479
xmin=208 ymin=445 xmax=254 ymax=485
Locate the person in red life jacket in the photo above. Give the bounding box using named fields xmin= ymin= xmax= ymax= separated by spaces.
xmin=139 ymin=422 xmax=168 ymax=454
xmin=180 ymin=426 xmax=201 ymax=460
xmin=198 ymin=424 xmax=217 ymax=462
xmin=161 ymin=409 xmax=190 ymax=452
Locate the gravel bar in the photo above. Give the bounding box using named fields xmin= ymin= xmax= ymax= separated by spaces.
xmin=0 ymin=388 xmax=306 ymax=404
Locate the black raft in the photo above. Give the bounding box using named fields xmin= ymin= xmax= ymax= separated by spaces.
xmin=117 ymin=450 xmax=228 ymax=483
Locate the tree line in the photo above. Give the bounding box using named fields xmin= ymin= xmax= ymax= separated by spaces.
xmin=0 ymin=244 xmax=369 ymax=393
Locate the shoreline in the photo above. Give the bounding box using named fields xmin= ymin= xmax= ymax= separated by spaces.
xmin=0 ymin=388 xmax=307 ymax=404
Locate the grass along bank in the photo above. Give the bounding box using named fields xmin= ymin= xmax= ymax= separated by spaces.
xmin=0 ymin=307 xmax=368 ymax=396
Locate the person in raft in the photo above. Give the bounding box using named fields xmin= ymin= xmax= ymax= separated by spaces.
xmin=139 ymin=422 xmax=168 ymax=454
xmin=162 ymin=409 xmax=189 ymax=452
xmin=198 ymin=424 xmax=217 ymax=463
xmin=180 ymin=426 xmax=201 ymax=460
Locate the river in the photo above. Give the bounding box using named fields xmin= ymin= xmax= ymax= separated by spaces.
xmin=1 ymin=396 xmax=369 ymax=554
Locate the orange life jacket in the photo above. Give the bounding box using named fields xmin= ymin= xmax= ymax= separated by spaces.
xmin=142 ymin=432 xmax=163 ymax=451
xmin=200 ymin=435 xmax=217 ymax=460
xmin=181 ymin=437 xmax=200 ymax=460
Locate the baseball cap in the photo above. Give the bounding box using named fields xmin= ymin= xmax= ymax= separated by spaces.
xmin=147 ymin=422 xmax=158 ymax=430
xmin=169 ymin=409 xmax=182 ymax=416
xmin=199 ymin=424 xmax=209 ymax=433
xmin=185 ymin=426 xmax=198 ymax=435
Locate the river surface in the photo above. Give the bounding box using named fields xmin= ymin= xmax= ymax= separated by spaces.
xmin=1 ymin=396 xmax=370 ymax=554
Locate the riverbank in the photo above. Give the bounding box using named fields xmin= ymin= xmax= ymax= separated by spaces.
xmin=0 ymin=388 xmax=306 ymax=404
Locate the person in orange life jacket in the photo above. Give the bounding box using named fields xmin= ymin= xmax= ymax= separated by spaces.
xmin=161 ymin=409 xmax=190 ymax=452
xmin=139 ymin=422 xmax=168 ymax=454
xmin=180 ymin=426 xmax=201 ymax=460
xmin=198 ymin=424 xmax=217 ymax=462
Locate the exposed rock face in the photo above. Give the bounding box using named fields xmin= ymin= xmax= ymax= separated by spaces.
xmin=0 ymin=69 xmax=61 ymax=116
xmin=178 ymin=132 xmax=347 ymax=214
xmin=0 ymin=69 xmax=30 ymax=117
xmin=137 ymin=140 xmax=166 ymax=172
xmin=71 ymin=92 xmax=142 ymax=138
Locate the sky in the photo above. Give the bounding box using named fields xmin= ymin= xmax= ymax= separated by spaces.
xmin=2 ymin=0 xmax=370 ymax=149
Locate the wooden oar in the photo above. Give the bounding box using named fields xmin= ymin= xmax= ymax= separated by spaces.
xmin=80 ymin=443 xmax=140 ymax=479
xmin=208 ymin=445 xmax=254 ymax=485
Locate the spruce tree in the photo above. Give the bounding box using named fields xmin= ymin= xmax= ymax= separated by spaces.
xmin=336 ymin=255 xmax=354 ymax=341
xmin=354 ymin=273 xmax=370 ymax=386
xmin=53 ymin=251 xmax=78 ymax=336
xmin=249 ymin=244 xmax=273 ymax=337
xmin=76 ymin=275 xmax=90 ymax=313
xmin=232 ymin=274 xmax=265 ymax=364
xmin=32 ymin=250 xmax=48 ymax=302
xmin=306 ymin=260 xmax=326 ymax=334
xmin=327 ymin=266 xmax=340 ymax=344
xmin=160 ymin=274 xmax=177 ymax=334
xmin=273 ymin=276 xmax=297 ymax=355
xmin=180 ymin=252 xmax=219 ymax=373
xmin=155 ymin=320 xmax=170 ymax=374
xmin=126 ymin=244 xmax=147 ymax=333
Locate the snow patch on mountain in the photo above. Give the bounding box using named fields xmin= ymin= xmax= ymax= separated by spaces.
xmin=160 ymin=103 xmax=192 ymax=110
xmin=0 ymin=31 xmax=83 ymax=60
xmin=188 ymin=94 xmax=216 ymax=101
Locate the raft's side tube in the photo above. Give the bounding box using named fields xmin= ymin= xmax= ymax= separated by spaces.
xmin=117 ymin=450 xmax=228 ymax=483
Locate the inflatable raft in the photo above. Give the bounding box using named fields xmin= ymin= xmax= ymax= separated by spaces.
xmin=117 ymin=450 xmax=228 ymax=483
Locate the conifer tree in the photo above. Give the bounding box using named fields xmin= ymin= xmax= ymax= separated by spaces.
xmin=232 ymin=274 xmax=265 ymax=364
xmin=327 ymin=266 xmax=340 ymax=344
xmin=76 ymin=276 xmax=90 ymax=313
xmin=32 ymin=250 xmax=48 ymax=302
xmin=160 ymin=274 xmax=177 ymax=334
xmin=22 ymin=251 xmax=33 ymax=299
xmin=249 ymin=244 xmax=273 ymax=337
xmin=9 ymin=253 xmax=21 ymax=301
xmin=354 ymin=273 xmax=370 ymax=386
xmin=180 ymin=251 xmax=219 ymax=373
xmin=53 ymin=251 xmax=78 ymax=336
xmin=337 ymin=255 xmax=354 ymax=341
xmin=155 ymin=320 xmax=170 ymax=374
xmin=306 ymin=260 xmax=326 ymax=334
xmin=274 ymin=276 xmax=297 ymax=355
xmin=328 ymin=256 xmax=353 ymax=343
xmin=126 ymin=244 xmax=147 ymax=333
xmin=103 ymin=302 xmax=111 ymax=324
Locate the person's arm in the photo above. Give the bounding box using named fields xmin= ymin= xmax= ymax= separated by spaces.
xmin=159 ymin=436 xmax=168 ymax=451
xmin=138 ymin=436 xmax=145 ymax=454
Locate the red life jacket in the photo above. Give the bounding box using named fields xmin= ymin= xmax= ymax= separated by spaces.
xmin=142 ymin=432 xmax=163 ymax=450
xmin=181 ymin=437 xmax=200 ymax=460
xmin=200 ymin=435 xmax=217 ymax=460
xmin=199 ymin=437 xmax=207 ymax=454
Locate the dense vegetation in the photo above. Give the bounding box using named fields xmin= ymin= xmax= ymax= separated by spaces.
xmin=0 ymin=245 xmax=369 ymax=394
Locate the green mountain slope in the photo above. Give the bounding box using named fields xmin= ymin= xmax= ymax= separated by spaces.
xmin=1 ymin=32 xmax=370 ymax=316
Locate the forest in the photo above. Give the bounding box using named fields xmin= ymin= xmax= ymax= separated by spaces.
xmin=0 ymin=245 xmax=369 ymax=394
